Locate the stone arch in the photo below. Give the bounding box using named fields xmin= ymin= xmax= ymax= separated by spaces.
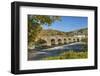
xmin=73 ymin=38 xmax=76 ymax=42
xmin=64 ymin=38 xmax=67 ymax=44
xmin=77 ymin=38 xmax=80 ymax=42
xmin=68 ymin=38 xmax=71 ymax=40
xmin=51 ymin=39 xmax=56 ymax=45
xmin=68 ymin=38 xmax=71 ymax=43
xmin=58 ymin=39 xmax=62 ymax=45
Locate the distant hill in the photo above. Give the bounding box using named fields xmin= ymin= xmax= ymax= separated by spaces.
xmin=66 ymin=28 xmax=88 ymax=36
xmin=39 ymin=29 xmax=67 ymax=36
xmin=39 ymin=28 xmax=88 ymax=37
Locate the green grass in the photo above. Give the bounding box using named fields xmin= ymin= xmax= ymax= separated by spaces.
xmin=43 ymin=51 xmax=88 ymax=60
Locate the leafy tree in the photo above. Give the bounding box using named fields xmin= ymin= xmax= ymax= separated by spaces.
xmin=35 ymin=39 xmax=47 ymax=47
xmin=81 ymin=38 xmax=88 ymax=43
xmin=28 ymin=15 xmax=60 ymax=47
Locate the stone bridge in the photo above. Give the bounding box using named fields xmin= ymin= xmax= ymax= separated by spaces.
xmin=39 ymin=35 xmax=85 ymax=46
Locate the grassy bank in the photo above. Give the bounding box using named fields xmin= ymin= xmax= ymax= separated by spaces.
xmin=43 ymin=51 xmax=88 ymax=60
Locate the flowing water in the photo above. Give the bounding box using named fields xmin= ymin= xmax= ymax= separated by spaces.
xmin=28 ymin=42 xmax=86 ymax=60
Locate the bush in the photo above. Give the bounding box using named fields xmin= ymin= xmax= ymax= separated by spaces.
xmin=43 ymin=51 xmax=88 ymax=60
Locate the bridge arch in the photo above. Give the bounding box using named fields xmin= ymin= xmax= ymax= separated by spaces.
xmin=58 ymin=39 xmax=62 ymax=44
xmin=77 ymin=38 xmax=80 ymax=42
xmin=64 ymin=38 xmax=67 ymax=44
xmin=51 ymin=39 xmax=56 ymax=45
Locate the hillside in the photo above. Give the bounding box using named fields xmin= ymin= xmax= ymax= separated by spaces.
xmin=39 ymin=28 xmax=88 ymax=37
xmin=39 ymin=29 xmax=67 ymax=36
xmin=66 ymin=28 xmax=88 ymax=36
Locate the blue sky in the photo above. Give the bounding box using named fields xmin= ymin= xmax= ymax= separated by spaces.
xmin=43 ymin=16 xmax=88 ymax=32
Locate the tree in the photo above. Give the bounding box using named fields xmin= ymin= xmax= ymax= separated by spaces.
xmin=28 ymin=15 xmax=60 ymax=47
xmin=36 ymin=39 xmax=47 ymax=46
xmin=81 ymin=38 xmax=88 ymax=43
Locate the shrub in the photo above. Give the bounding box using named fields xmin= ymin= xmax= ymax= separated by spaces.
xmin=43 ymin=50 xmax=88 ymax=60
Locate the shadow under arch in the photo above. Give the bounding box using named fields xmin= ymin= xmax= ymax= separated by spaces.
xmin=58 ymin=39 xmax=62 ymax=45
xmin=51 ymin=39 xmax=56 ymax=45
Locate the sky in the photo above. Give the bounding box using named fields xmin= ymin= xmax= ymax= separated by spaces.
xmin=43 ymin=16 xmax=88 ymax=32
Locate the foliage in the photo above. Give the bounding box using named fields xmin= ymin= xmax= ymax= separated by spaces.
xmin=36 ymin=39 xmax=47 ymax=44
xmin=28 ymin=15 xmax=60 ymax=47
xmin=43 ymin=51 xmax=88 ymax=60
xmin=39 ymin=29 xmax=67 ymax=36
xmin=81 ymin=38 xmax=88 ymax=43
xmin=28 ymin=21 xmax=42 ymax=46
xmin=29 ymin=15 xmax=60 ymax=25
xmin=35 ymin=39 xmax=47 ymax=48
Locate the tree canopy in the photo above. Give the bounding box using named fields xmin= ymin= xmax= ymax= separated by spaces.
xmin=28 ymin=15 xmax=60 ymax=47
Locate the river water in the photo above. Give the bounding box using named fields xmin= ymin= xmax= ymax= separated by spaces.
xmin=28 ymin=42 xmax=86 ymax=60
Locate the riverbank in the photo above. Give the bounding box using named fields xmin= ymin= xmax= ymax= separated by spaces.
xmin=28 ymin=42 xmax=87 ymax=60
xmin=43 ymin=51 xmax=87 ymax=60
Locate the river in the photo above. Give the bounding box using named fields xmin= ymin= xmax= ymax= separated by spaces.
xmin=28 ymin=42 xmax=86 ymax=60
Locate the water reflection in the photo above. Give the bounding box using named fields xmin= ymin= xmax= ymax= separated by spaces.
xmin=28 ymin=42 xmax=87 ymax=60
